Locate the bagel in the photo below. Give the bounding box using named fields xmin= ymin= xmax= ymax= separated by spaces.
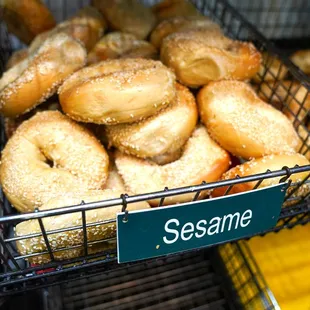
xmin=253 ymin=52 xmax=288 ymax=83
xmin=58 ymin=58 xmax=176 ymax=125
xmin=0 ymin=33 xmax=86 ymax=118
xmin=291 ymin=50 xmax=310 ymax=75
xmin=92 ymin=0 xmax=156 ymax=39
xmin=198 ymin=81 xmax=299 ymax=159
xmin=87 ymin=32 xmax=157 ymax=64
xmin=211 ymin=153 xmax=310 ymax=197
xmin=160 ymin=29 xmax=261 ymax=87
xmin=150 ymin=16 xmax=221 ymax=49
xmin=115 ymin=125 xmax=230 ymax=206
xmin=255 ymin=81 xmax=310 ymax=124
xmin=15 ymin=190 xmax=150 ymax=264
xmin=4 ymin=101 xmax=60 ymax=140
xmin=297 ymin=124 xmax=310 ymax=160
xmin=0 ymin=111 xmax=109 ymax=213
xmin=150 ymin=149 xmax=183 ymax=165
xmin=29 ymin=6 xmax=106 ymax=54
xmin=105 ymin=83 xmax=197 ymax=158
xmin=5 ymin=48 xmax=28 ymax=70
xmin=69 ymin=6 xmax=106 ymax=33
xmin=0 ymin=0 xmax=55 ymax=44
xmin=152 ymin=0 xmax=201 ymax=21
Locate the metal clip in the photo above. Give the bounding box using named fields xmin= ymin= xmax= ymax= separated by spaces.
xmin=193 ymin=181 xmax=206 ymax=201
xmin=158 ymin=187 xmax=169 ymax=207
xmin=279 ymin=166 xmax=292 ymax=192
xmin=121 ymin=194 xmax=129 ymax=223
xmin=279 ymin=166 xmax=292 ymax=183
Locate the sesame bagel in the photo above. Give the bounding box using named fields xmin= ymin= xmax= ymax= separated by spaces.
xmin=115 ymin=125 xmax=230 ymax=206
xmin=87 ymin=32 xmax=157 ymax=64
xmin=0 ymin=111 xmax=109 ymax=213
xmin=297 ymin=124 xmax=310 ymax=160
xmin=212 ymin=153 xmax=310 ymax=197
xmin=198 ymin=81 xmax=299 ymax=159
xmin=59 ymin=58 xmax=176 ymax=125
xmin=5 ymin=48 xmax=29 ymax=70
xmin=255 ymin=81 xmax=310 ymax=124
xmin=4 ymin=101 xmax=60 ymax=140
xmin=0 ymin=0 xmax=56 ymax=44
xmin=92 ymin=0 xmax=156 ymax=39
xmin=150 ymin=15 xmax=221 ymax=49
xmin=0 ymin=33 xmax=86 ymax=118
xmin=161 ymin=29 xmax=261 ymax=87
xmin=291 ymin=50 xmax=310 ymax=75
xmin=152 ymin=0 xmax=201 ymax=21
xmin=15 ymin=190 xmax=150 ymax=263
xmin=29 ymin=6 xmax=106 ymax=54
xmin=150 ymin=148 xmax=183 ymax=165
xmin=105 ymin=83 xmax=197 ymax=159
xmin=253 ymin=52 xmax=288 ymax=83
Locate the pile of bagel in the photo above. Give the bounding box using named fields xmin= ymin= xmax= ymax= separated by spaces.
xmin=0 ymin=0 xmax=309 ymax=264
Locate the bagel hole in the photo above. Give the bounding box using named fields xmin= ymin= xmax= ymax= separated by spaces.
xmin=226 ymin=43 xmax=239 ymax=53
xmin=45 ymin=158 xmax=54 ymax=168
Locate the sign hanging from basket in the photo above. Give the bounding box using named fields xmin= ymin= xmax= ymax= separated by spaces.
xmin=117 ymin=183 xmax=286 ymax=263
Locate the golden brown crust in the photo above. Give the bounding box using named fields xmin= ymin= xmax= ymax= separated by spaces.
xmin=15 ymin=190 xmax=150 ymax=264
xmin=252 ymin=52 xmax=288 ymax=83
xmin=0 ymin=33 xmax=87 ymax=118
xmin=291 ymin=50 xmax=310 ymax=75
xmin=160 ymin=30 xmax=261 ymax=87
xmin=0 ymin=111 xmax=109 ymax=213
xmin=150 ymin=16 xmax=221 ymax=49
xmin=211 ymin=153 xmax=310 ymax=197
xmin=70 ymin=6 xmax=106 ymax=32
xmin=29 ymin=6 xmax=106 ymax=54
xmin=255 ymin=81 xmax=310 ymax=124
xmin=115 ymin=125 xmax=230 ymax=206
xmin=4 ymin=101 xmax=60 ymax=140
xmin=297 ymin=124 xmax=310 ymax=160
xmin=87 ymin=32 xmax=157 ymax=64
xmin=59 ymin=58 xmax=176 ymax=125
xmin=152 ymin=0 xmax=201 ymax=21
xmin=105 ymin=83 xmax=197 ymax=158
xmin=92 ymin=0 xmax=156 ymax=39
xmin=0 ymin=0 xmax=56 ymax=44
xmin=5 ymin=48 xmax=29 ymax=70
xmin=197 ymin=81 xmax=299 ymax=159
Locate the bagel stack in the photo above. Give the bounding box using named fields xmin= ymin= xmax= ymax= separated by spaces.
xmin=0 ymin=0 xmax=309 ymax=264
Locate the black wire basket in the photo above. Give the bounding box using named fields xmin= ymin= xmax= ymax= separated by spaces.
xmin=37 ymin=245 xmax=278 ymax=310
xmin=228 ymin=0 xmax=310 ymax=55
xmin=218 ymin=241 xmax=279 ymax=310
xmin=228 ymin=0 xmax=310 ymax=40
xmin=0 ymin=0 xmax=309 ymax=297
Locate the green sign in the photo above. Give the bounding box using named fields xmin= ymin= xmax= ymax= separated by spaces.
xmin=117 ymin=183 xmax=286 ymax=263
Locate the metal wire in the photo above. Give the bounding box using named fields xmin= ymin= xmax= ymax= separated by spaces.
xmin=0 ymin=0 xmax=309 ymax=295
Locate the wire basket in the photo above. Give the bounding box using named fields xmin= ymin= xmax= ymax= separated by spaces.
xmin=0 ymin=0 xmax=309 ymax=296
xmin=218 ymin=242 xmax=279 ymax=310
xmin=42 ymin=249 xmax=239 ymax=310
xmin=228 ymin=0 xmax=310 ymax=40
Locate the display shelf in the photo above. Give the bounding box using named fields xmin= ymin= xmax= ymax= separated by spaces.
xmin=0 ymin=0 xmax=309 ymax=295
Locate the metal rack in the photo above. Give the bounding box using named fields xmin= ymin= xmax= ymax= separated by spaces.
xmin=0 ymin=0 xmax=309 ymax=297
xmin=43 ymin=249 xmax=238 ymax=310
xmin=218 ymin=242 xmax=279 ymax=309
xmin=227 ymin=0 xmax=310 ymax=54
xmin=228 ymin=0 xmax=310 ymax=40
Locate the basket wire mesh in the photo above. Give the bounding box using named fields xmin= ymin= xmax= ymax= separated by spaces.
xmin=218 ymin=242 xmax=280 ymax=310
xmin=0 ymin=0 xmax=309 ymax=296
xmin=228 ymin=0 xmax=310 ymax=40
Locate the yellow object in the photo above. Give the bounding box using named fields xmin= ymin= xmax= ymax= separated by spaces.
xmin=248 ymin=224 xmax=310 ymax=310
